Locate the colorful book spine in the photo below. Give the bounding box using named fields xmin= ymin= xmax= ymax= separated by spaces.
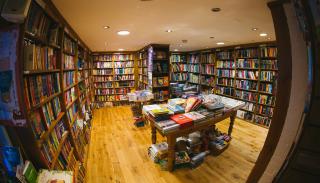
xmin=63 ymin=71 xmax=75 ymax=88
xmin=64 ymin=55 xmax=75 ymax=69
xmin=260 ymin=47 xmax=277 ymax=58
xmin=216 ymin=78 xmax=234 ymax=87
xmin=216 ymin=69 xmax=235 ymax=78
xmin=236 ymin=59 xmax=259 ymax=68
xmin=235 ymin=90 xmax=257 ymax=102
xmin=235 ymin=80 xmax=257 ymax=91
xmin=237 ymin=70 xmax=258 ymax=80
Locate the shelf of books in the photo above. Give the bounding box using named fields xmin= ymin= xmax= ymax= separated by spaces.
xmin=215 ymin=49 xmax=236 ymax=97
xmin=187 ymin=52 xmax=201 ymax=92
xmin=170 ymin=53 xmax=188 ymax=83
xmin=93 ymin=53 xmax=136 ymax=106
xmin=200 ymin=51 xmax=215 ymax=94
xmin=20 ymin=1 xmax=92 ymax=179
xmin=147 ymin=44 xmax=170 ymax=102
xmin=138 ymin=50 xmax=148 ymax=90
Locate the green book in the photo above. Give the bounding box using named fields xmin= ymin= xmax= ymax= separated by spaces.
xmin=23 ymin=161 xmax=38 ymax=183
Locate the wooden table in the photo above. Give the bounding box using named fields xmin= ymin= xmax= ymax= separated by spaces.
xmin=146 ymin=109 xmax=237 ymax=172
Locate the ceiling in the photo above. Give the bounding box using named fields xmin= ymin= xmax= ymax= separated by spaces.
xmin=52 ymin=0 xmax=275 ymax=52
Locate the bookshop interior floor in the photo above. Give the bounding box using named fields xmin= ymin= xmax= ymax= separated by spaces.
xmin=85 ymin=106 xmax=268 ymax=183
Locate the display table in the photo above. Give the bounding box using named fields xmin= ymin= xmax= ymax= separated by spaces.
xmin=144 ymin=94 xmax=244 ymax=171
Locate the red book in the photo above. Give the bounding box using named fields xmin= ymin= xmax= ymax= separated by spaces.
xmin=170 ymin=114 xmax=193 ymax=129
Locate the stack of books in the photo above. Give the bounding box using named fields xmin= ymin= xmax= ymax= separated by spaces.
xmin=149 ymin=107 xmax=172 ymax=121
xmin=184 ymin=97 xmax=202 ymax=112
xmin=154 ymin=119 xmax=180 ymax=134
xmin=148 ymin=142 xmax=168 ymax=162
xmin=167 ymin=98 xmax=186 ymax=114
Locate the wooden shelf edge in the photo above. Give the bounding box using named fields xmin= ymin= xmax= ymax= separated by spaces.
xmin=50 ymin=131 xmax=69 ymax=170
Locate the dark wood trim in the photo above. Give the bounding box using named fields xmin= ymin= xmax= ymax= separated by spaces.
xmin=246 ymin=2 xmax=292 ymax=182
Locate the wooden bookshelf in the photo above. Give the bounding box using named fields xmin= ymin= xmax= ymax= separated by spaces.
xmin=170 ymin=52 xmax=188 ymax=83
xmin=18 ymin=1 xmax=93 ymax=178
xmin=200 ymin=51 xmax=216 ymax=94
xmin=187 ymin=52 xmax=201 ymax=92
xmin=92 ymin=52 xmax=136 ymax=105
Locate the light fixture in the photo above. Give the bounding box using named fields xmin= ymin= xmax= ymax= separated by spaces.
xmin=217 ymin=42 xmax=225 ymax=45
xmin=166 ymin=29 xmax=173 ymax=33
xmin=103 ymin=26 xmax=110 ymax=29
xmin=174 ymin=49 xmax=179 ymax=52
xmin=211 ymin=8 xmax=221 ymax=12
xmin=260 ymin=33 xmax=268 ymax=37
xmin=118 ymin=48 xmax=125 ymax=51
xmin=267 ymin=37 xmax=271 ymax=40
xmin=210 ymin=36 xmax=215 ymax=39
xmin=117 ymin=30 xmax=130 ymax=36
xmin=179 ymin=44 xmax=182 ymax=47
xmin=252 ymin=28 xmax=258 ymax=31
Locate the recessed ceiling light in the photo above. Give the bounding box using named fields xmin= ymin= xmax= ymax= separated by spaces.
xmin=166 ymin=29 xmax=173 ymax=33
xmin=179 ymin=44 xmax=182 ymax=47
xmin=211 ymin=8 xmax=221 ymax=12
xmin=267 ymin=37 xmax=271 ymax=40
xmin=217 ymin=42 xmax=225 ymax=45
xmin=210 ymin=36 xmax=215 ymax=39
xmin=252 ymin=28 xmax=258 ymax=31
xmin=260 ymin=33 xmax=268 ymax=37
xmin=117 ymin=30 xmax=130 ymax=36
xmin=174 ymin=49 xmax=179 ymax=52
xmin=118 ymin=48 xmax=125 ymax=51
xmin=103 ymin=26 xmax=110 ymax=29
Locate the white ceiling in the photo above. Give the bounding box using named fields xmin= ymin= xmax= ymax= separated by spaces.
xmin=52 ymin=0 xmax=275 ymax=52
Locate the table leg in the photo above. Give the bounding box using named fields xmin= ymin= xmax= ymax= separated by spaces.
xmin=167 ymin=135 xmax=175 ymax=172
xmin=151 ymin=125 xmax=157 ymax=144
xmin=228 ymin=111 xmax=236 ymax=136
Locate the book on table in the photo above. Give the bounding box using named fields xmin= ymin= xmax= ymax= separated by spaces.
xmin=170 ymin=114 xmax=193 ymax=128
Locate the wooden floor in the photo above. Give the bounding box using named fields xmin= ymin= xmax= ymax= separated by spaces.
xmin=85 ymin=106 xmax=268 ymax=183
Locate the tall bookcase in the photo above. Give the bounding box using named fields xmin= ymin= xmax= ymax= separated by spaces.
xmin=147 ymin=44 xmax=170 ymax=102
xmin=170 ymin=52 xmax=188 ymax=83
xmin=92 ymin=52 xmax=136 ymax=106
xmin=20 ymin=1 xmax=92 ymax=180
xmin=187 ymin=52 xmax=201 ymax=92
xmin=200 ymin=51 xmax=216 ymax=94
xmin=138 ymin=49 xmax=148 ymax=90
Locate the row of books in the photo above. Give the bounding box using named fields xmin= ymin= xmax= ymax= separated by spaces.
xmin=261 ymin=47 xmax=277 ymax=58
xmin=114 ymin=81 xmax=135 ymax=88
xmin=63 ymin=36 xmax=76 ymax=55
xmin=170 ymin=55 xmax=186 ymax=63
xmin=93 ymin=75 xmax=113 ymax=82
xmin=216 ymin=78 xmax=234 ymax=87
xmin=260 ymin=71 xmax=276 ymax=81
xmin=114 ymin=68 xmax=134 ymax=74
xmin=189 ymin=64 xmax=200 ymax=73
xmin=259 ymin=83 xmax=273 ymax=94
xmin=258 ymin=94 xmax=274 ymax=106
xmin=95 ymin=95 xmax=128 ymax=101
xmin=201 ymin=53 xmax=215 ymax=64
xmin=241 ymin=102 xmax=255 ymax=112
xmin=189 ymin=73 xmax=200 ymax=83
xmin=237 ymin=48 xmax=259 ymax=58
xmin=138 ymin=59 xmax=147 ymax=67
xmin=235 ymin=80 xmax=258 ymax=91
xmin=114 ymin=61 xmax=134 ymax=68
xmin=235 ymin=90 xmax=257 ymax=102
xmin=254 ymin=115 xmax=272 ymax=127
xmin=256 ymin=105 xmax=274 ymax=116
xmin=216 ymin=61 xmax=235 ymax=69
xmin=153 ymin=62 xmax=169 ymax=73
xmin=27 ymin=73 xmax=61 ymax=106
xmin=94 ymin=62 xmax=113 ymax=69
xmin=93 ymin=54 xmax=133 ymax=61
xmin=139 ymin=68 xmax=148 ymax=74
xmin=153 ymin=77 xmax=169 ymax=87
xmin=237 ymin=110 xmax=254 ymax=121
xmin=261 ymin=60 xmax=278 ymax=70
xmin=29 ymin=97 xmax=61 ymax=138
xmin=114 ymin=75 xmax=135 ymax=80
xmin=63 ymin=71 xmax=76 ymax=88
xmin=171 ymin=73 xmax=188 ymax=81
xmin=216 ymin=69 xmax=235 ymax=78
xmin=55 ymin=139 xmax=73 ymax=170
xmin=26 ymin=2 xmax=58 ymax=42
xmin=67 ymin=103 xmax=78 ymax=124
xmin=92 ymin=69 xmax=113 ymax=75
xmin=236 ymin=59 xmax=259 ymax=69
xmin=201 ymin=65 xmax=215 ymax=75
xmin=64 ymin=87 xmax=77 ymax=106
xmin=237 ymin=70 xmax=258 ymax=80
xmin=94 ymin=82 xmax=113 ymax=88
xmin=188 ymin=54 xmax=200 ymax=63
xmin=95 ymin=89 xmax=115 ymax=95
xmin=216 ymin=51 xmax=233 ymax=60
xmin=139 ymin=75 xmax=148 ymax=83
xmin=24 ymin=44 xmax=57 ymax=71
xmin=215 ymin=86 xmax=234 ymax=96
xmin=171 ymin=63 xmax=188 ymax=72
xmin=153 ymin=90 xmax=169 ymax=101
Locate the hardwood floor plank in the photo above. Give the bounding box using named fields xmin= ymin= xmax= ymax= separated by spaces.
xmin=86 ymin=106 xmax=268 ymax=183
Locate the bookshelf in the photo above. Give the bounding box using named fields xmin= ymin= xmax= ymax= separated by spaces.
xmin=92 ymin=52 xmax=136 ymax=105
xmin=147 ymin=44 xmax=170 ymax=102
xmin=200 ymin=51 xmax=216 ymax=94
xmin=187 ymin=52 xmax=201 ymax=92
xmin=170 ymin=52 xmax=188 ymax=83
xmin=138 ymin=49 xmax=148 ymax=90
xmin=20 ymin=1 xmax=92 ymax=179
